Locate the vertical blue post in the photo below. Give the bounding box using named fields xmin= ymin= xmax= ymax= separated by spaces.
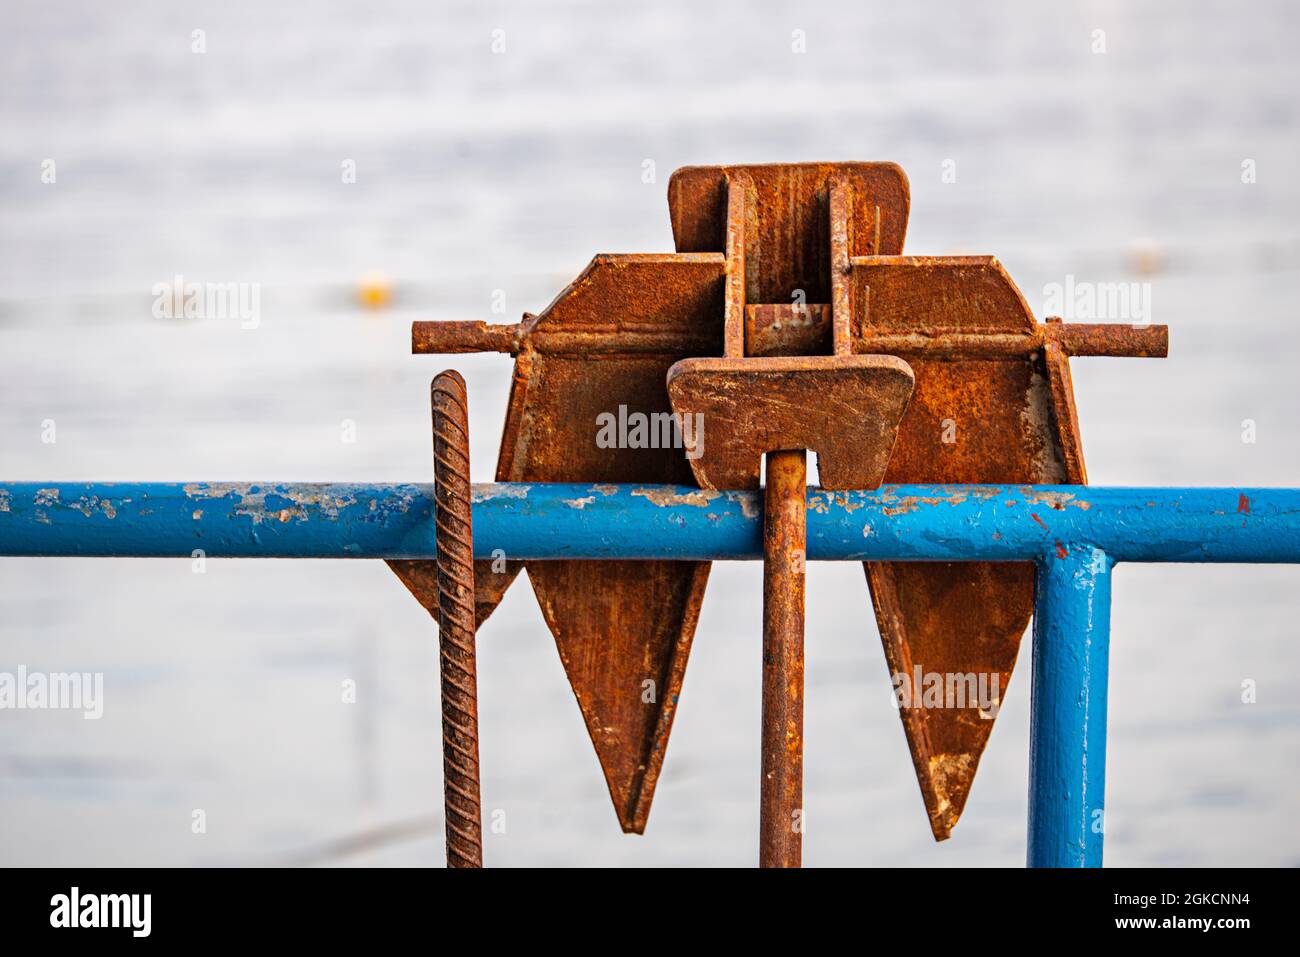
xmin=1028 ymin=544 xmax=1113 ymax=867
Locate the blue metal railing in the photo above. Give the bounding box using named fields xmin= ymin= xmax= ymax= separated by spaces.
xmin=2 ymin=479 xmax=1298 ymax=866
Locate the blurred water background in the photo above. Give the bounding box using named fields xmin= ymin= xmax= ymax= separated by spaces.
xmin=1 ymin=0 xmax=1298 ymax=866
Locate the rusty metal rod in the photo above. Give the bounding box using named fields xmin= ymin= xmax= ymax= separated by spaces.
xmin=412 ymin=323 xmax=724 ymax=357
xmin=413 ymin=320 xmax=519 ymax=354
xmin=1043 ymin=321 xmax=1169 ymax=357
xmin=760 ymin=448 xmax=807 ymax=868
xmin=411 ymin=317 xmax=1168 ymax=360
xmin=431 ymin=370 xmax=483 ymax=868
xmin=863 ymin=323 xmax=1169 ymax=358
xmin=746 ymin=307 xmax=1167 ymax=359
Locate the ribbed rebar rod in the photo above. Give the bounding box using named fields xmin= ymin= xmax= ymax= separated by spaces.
xmin=431 ymin=371 xmax=482 ymax=868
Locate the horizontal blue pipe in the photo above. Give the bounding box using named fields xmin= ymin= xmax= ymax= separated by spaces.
xmin=0 ymin=482 xmax=1297 ymax=562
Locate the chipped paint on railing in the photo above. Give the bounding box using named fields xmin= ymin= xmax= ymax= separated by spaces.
xmin=1 ymin=482 xmax=1298 ymax=565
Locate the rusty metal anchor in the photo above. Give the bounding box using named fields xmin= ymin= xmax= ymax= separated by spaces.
xmin=400 ymin=162 xmax=1168 ymax=860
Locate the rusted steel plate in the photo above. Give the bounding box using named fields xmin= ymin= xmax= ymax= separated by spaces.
xmin=854 ymin=255 xmax=1085 ymax=840
xmin=503 ymin=256 xmax=725 ymax=832
xmin=527 ymin=253 xmax=725 ymax=342
xmin=853 ymin=256 xmax=1036 ymax=335
xmin=666 ymin=355 xmax=914 ymax=490
xmin=669 ymin=163 xmax=910 ymax=304
xmin=528 ymin=560 xmax=709 ymax=832
xmin=745 ymin=303 xmax=831 ymax=356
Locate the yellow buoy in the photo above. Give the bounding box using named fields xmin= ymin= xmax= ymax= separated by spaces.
xmin=1129 ymin=239 xmax=1164 ymax=277
xmin=357 ymin=271 xmax=393 ymax=309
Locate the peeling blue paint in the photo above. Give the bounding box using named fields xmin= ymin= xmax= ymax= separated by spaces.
xmin=0 ymin=482 xmax=1296 ymax=564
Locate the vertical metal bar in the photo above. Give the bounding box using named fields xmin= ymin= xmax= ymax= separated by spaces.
xmin=1028 ymin=544 xmax=1113 ymax=867
xmin=828 ymin=176 xmax=854 ymax=357
xmin=432 ymin=370 xmax=484 ymax=868
xmin=760 ymin=448 xmax=807 ymax=868
xmin=723 ymin=173 xmax=753 ymax=359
